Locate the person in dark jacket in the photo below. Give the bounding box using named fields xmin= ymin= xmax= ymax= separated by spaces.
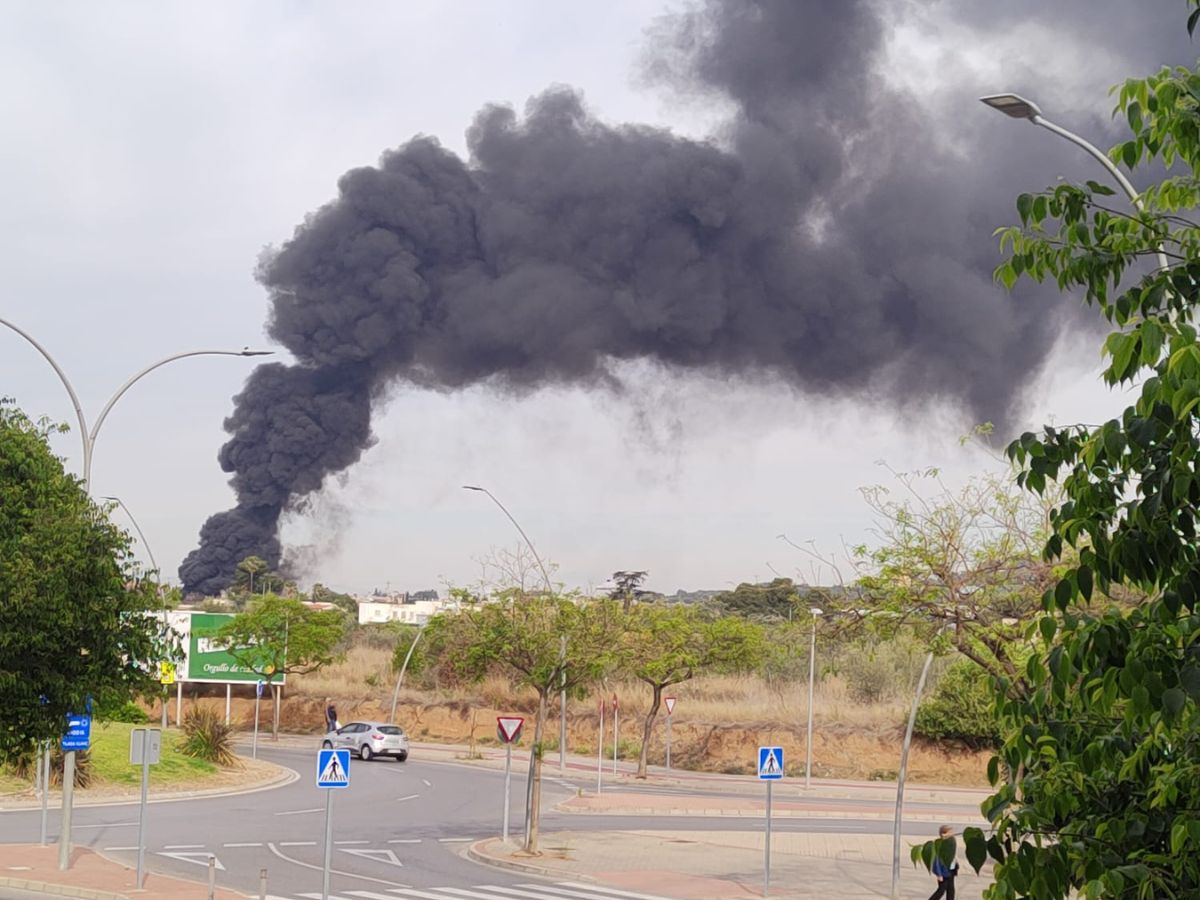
xmin=324 ymin=698 xmax=337 ymax=733
xmin=927 ymin=824 xmax=959 ymax=900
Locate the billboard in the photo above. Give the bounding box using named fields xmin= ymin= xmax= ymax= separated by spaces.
xmin=164 ymin=610 xmax=285 ymax=685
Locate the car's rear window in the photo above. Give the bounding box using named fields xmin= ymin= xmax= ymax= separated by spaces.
xmin=377 ymin=726 xmax=405 ymax=735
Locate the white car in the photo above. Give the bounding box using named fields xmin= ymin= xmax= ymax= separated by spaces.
xmin=322 ymin=720 xmax=409 ymax=761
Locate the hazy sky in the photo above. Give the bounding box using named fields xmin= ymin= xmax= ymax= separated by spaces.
xmin=2 ymin=1 xmax=1193 ymax=597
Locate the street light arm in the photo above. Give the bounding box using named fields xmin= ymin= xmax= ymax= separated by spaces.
xmin=462 ymin=485 xmax=554 ymax=595
xmin=1029 ymin=115 xmax=1142 ymax=208
xmin=0 ymin=316 xmax=90 ymax=473
xmin=100 ymin=496 xmax=159 ymax=578
xmin=87 ymin=349 xmax=273 ymax=486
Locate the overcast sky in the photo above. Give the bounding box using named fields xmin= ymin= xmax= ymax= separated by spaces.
xmin=2 ymin=1 xmax=1193 ymax=597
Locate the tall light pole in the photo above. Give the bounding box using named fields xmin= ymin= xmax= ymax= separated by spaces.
xmin=2 ymin=316 xmax=270 ymax=869
xmin=804 ymin=607 xmax=823 ymax=790
xmin=461 ymin=483 xmax=565 ymax=835
xmin=979 ymin=93 xmax=1170 ymax=271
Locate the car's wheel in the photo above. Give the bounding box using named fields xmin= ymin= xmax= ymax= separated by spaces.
xmin=396 ymin=751 xmax=408 ymax=762
xmin=360 ymin=744 xmax=373 ymax=761
xmin=322 ymin=740 xmax=332 ymax=749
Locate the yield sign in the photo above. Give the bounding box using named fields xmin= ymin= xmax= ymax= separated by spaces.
xmin=664 ymin=697 xmax=676 ymax=715
xmin=496 ymin=716 xmax=524 ymax=743
xmin=157 ymin=851 xmax=225 ymax=870
xmin=339 ymin=848 xmax=404 ymax=867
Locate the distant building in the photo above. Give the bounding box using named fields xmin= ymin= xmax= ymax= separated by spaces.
xmin=357 ymin=598 xmax=445 ymax=626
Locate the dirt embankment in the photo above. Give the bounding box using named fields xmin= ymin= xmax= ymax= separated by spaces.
xmin=159 ymin=688 xmax=991 ymax=787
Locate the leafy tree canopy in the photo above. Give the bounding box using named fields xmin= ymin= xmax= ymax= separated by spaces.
xmin=216 ymin=593 xmax=346 ymax=682
xmin=0 ymin=403 xmax=159 ymax=759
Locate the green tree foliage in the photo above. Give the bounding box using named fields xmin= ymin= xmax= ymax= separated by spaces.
xmin=921 ymin=26 xmax=1200 ymax=896
xmin=389 ymin=623 xmax=428 ymax=678
xmin=434 ymin=592 xmax=624 ymax=853
xmin=623 ymin=604 xmax=764 ymax=776
xmin=217 ymin=594 xmax=346 ymax=737
xmin=716 ymin=577 xmax=799 ymax=620
xmin=0 ymin=404 xmax=159 ymax=760
xmin=608 ymin=570 xmax=649 ymax=613
xmin=913 ymin=660 xmax=1000 ymax=750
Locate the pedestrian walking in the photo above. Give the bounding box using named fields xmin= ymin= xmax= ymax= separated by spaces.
xmin=324 ymin=697 xmax=338 ymax=733
xmin=927 ymin=824 xmax=959 ymax=900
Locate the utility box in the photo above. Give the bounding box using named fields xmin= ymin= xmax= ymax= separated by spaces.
xmin=129 ymin=728 xmax=162 ymax=765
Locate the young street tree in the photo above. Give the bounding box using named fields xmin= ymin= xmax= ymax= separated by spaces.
xmin=436 ymin=592 xmax=624 ymax=853
xmin=624 ymin=603 xmax=764 ymax=777
xmin=0 ymin=403 xmax=159 ymax=759
xmin=216 ymin=594 xmax=346 ymax=738
xmin=923 ymin=19 xmax=1200 ymax=896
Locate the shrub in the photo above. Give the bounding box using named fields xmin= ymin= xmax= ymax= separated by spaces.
xmin=3 ymin=745 xmax=93 ymax=787
xmin=914 ymin=660 xmax=1000 ymax=749
xmin=180 ymin=706 xmax=238 ymax=766
xmin=96 ymin=699 xmax=149 ymax=724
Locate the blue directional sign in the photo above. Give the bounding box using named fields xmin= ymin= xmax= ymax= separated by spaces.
xmin=757 ymin=745 xmax=784 ymax=780
xmin=62 ymin=714 xmax=91 ymax=751
xmin=316 ymin=748 xmax=350 ymax=788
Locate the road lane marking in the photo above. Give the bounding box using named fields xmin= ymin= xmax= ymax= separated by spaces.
xmin=157 ymin=851 xmax=225 ymax=870
xmin=396 ymin=793 xmax=420 ymax=802
xmin=163 ymin=844 xmax=204 ymax=849
xmin=338 ymin=847 xmax=404 ymax=867
xmin=440 ymin=888 xmax=567 ymax=900
xmin=223 ymin=842 xmax=263 ymax=848
xmin=275 ymin=807 xmax=323 ymax=816
xmin=75 ymin=821 xmax=137 ymax=829
xmin=102 ymin=846 xmax=137 ymax=851
xmin=265 ymin=843 xmax=410 ymax=889
xmin=422 ymin=778 xmax=432 ymax=787
xmin=437 ymin=837 xmax=473 ymax=843
xmin=387 ymin=838 xmax=421 ymax=844
xmin=558 ymin=883 xmax=676 ymax=900
xmin=334 ymin=840 xmax=370 ymax=845
xmin=279 ymin=841 xmax=317 ymax=846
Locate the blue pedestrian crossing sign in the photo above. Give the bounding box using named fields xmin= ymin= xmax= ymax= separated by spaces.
xmin=758 ymin=745 xmax=784 ymax=780
xmin=316 ymin=748 xmax=350 ymax=788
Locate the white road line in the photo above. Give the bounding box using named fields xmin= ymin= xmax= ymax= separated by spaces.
xmin=387 ymin=889 xmax=484 ymax=900
xmin=279 ymin=841 xmax=318 ymax=846
xmin=265 ymin=843 xmax=410 ymax=890
xmin=422 ymin=778 xmax=432 ymax=787
xmin=436 ymin=837 xmax=473 ymax=843
xmin=343 ymin=891 xmax=418 ymax=900
xmin=439 ymin=887 xmax=564 ymax=900
xmin=163 ymin=844 xmax=204 ymax=849
xmin=74 ymin=821 xmax=137 ymax=829
xmin=334 ymin=840 xmax=371 ymax=845
xmin=558 ymin=882 xmax=676 ymax=900
xmin=478 ymin=886 xmax=636 ymax=900
xmin=295 ymin=893 xmax=357 ymax=900
xmin=223 ymin=842 xmax=263 ymax=848
xmin=275 ymin=807 xmax=324 ymax=816
xmin=102 ymin=846 xmax=137 ymax=851
xmin=387 ymin=838 xmax=422 ymax=844
xmin=396 ymin=793 xmax=420 ymax=802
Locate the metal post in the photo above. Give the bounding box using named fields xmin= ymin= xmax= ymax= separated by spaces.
xmin=321 ymin=788 xmax=334 ymax=900
xmin=207 ymin=854 xmax=216 ymax=900
xmin=258 ymin=867 xmax=268 ymax=900
xmin=252 ymin=693 xmax=261 ymax=760
xmin=596 ymin=699 xmax=604 ymax=794
xmin=58 ymin=751 xmax=74 ymax=869
xmin=502 ymin=742 xmax=512 ymax=843
xmin=225 ymin=684 xmax=231 ymax=726
xmin=612 ymin=696 xmax=619 ymax=775
xmin=805 ymin=618 xmax=817 ymax=790
xmin=891 ymin=649 xmax=937 ymax=900
xmin=39 ymin=743 xmax=49 ymax=846
xmin=559 ymin=635 xmax=567 ymax=774
xmin=764 ymin=780 xmax=773 ymax=897
xmin=136 ymin=733 xmax=149 ymax=889
xmin=176 ymin=682 xmax=182 ymax=725
xmin=665 ymin=713 xmax=672 ymax=772
xmin=161 ymin=685 xmax=168 ymax=728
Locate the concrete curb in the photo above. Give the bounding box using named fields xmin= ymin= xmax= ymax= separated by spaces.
xmin=464 ymin=839 xmax=598 ymax=884
xmin=552 ymin=801 xmax=980 ymax=823
xmin=0 ymin=875 xmax=126 ymax=900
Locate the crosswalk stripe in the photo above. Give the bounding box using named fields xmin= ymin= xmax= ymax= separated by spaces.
xmin=343 ymin=891 xmax=411 ymax=900
xmin=496 ymin=885 xmax=666 ymax=900
xmin=295 ymin=894 xmax=356 ymax=900
xmin=557 ymin=883 xmax=674 ymax=900
xmin=436 ymin=888 xmax=557 ymax=900
xmin=384 ymin=889 xmax=478 ymax=900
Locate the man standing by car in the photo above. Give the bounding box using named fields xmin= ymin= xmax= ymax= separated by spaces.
xmin=324 ymin=698 xmax=338 ymax=733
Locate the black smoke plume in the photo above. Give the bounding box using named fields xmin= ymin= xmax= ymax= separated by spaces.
xmin=179 ymin=0 xmax=1194 ymax=595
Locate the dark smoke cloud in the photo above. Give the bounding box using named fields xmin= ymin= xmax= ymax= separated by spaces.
xmin=180 ymin=0 xmax=1194 ymax=595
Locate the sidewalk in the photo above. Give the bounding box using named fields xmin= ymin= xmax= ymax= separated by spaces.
xmin=0 ymin=844 xmax=247 ymax=900
xmin=469 ymin=830 xmax=989 ymax=900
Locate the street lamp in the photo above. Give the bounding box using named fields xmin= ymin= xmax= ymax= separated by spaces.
xmin=979 ymin=93 xmax=1170 ymax=271
xmin=1 ymin=316 xmax=270 ymax=870
xmin=804 ymin=607 xmax=823 ymax=790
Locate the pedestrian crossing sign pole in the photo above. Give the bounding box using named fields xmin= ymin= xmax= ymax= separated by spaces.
xmin=316 ymin=748 xmax=350 ymax=900
xmin=757 ymin=745 xmax=784 ymax=897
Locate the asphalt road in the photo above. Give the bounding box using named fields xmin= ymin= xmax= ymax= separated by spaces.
xmin=0 ymin=745 xmax=981 ymax=900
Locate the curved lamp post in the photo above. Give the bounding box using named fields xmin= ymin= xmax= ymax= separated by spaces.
xmin=980 ymin=93 xmax=1170 ymax=272
xmin=1 ymin=315 xmax=270 ymax=869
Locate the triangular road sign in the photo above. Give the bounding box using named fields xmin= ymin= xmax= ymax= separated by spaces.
xmin=156 ymin=851 xmax=225 ymax=870
xmin=664 ymin=697 xmax=676 ymax=715
xmin=496 ymin=716 xmax=524 ymax=743
xmin=338 ymin=848 xmax=404 ymax=867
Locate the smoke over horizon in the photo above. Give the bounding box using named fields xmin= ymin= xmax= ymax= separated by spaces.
xmin=179 ymin=0 xmax=1195 ymax=595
